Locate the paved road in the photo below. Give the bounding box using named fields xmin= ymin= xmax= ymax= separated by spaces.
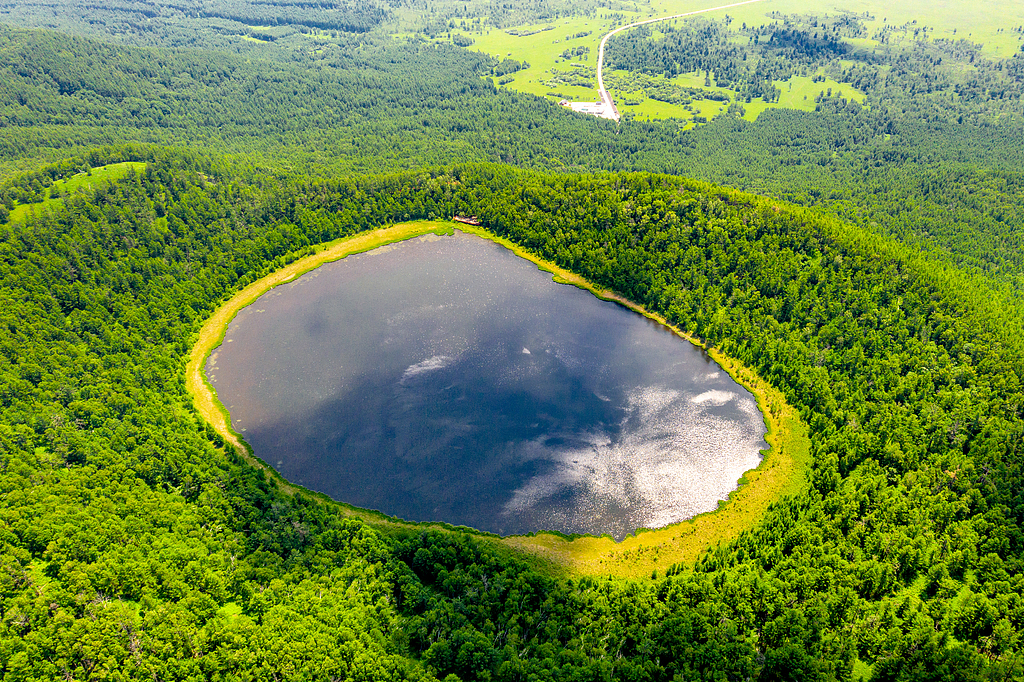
xmin=596 ymin=0 xmax=766 ymax=122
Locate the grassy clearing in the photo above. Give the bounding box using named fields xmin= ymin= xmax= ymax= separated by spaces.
xmin=778 ymin=74 xmax=865 ymax=108
xmin=444 ymin=0 xmax=1018 ymax=122
xmin=468 ymin=15 xmax=619 ymax=100
xmin=7 ymin=161 xmax=146 ymax=223
xmin=675 ymin=0 xmax=1024 ymax=58
xmin=738 ymin=74 xmax=866 ymax=121
xmin=562 ymin=68 xmax=862 ymax=124
xmin=450 ymin=1 xmax=867 ymax=125
xmin=187 ymin=219 xmax=810 ymax=579
xmin=838 ymin=0 xmax=1024 ymax=59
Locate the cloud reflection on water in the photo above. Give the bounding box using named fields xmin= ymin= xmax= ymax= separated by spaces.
xmin=208 ymin=232 xmax=767 ymax=540
xmin=502 ymin=385 xmax=763 ymax=539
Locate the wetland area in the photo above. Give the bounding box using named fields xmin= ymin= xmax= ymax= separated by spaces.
xmin=206 ymin=231 xmax=767 ymax=540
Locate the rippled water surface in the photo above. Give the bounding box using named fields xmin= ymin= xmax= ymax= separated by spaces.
xmin=207 ymin=231 xmax=767 ymax=539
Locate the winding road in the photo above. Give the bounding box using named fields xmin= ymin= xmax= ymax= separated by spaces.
xmin=596 ymin=0 xmax=765 ymax=122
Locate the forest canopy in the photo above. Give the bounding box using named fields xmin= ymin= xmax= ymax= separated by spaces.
xmin=2 ymin=0 xmax=1024 ymax=678
xmin=0 ymin=150 xmax=1022 ymax=680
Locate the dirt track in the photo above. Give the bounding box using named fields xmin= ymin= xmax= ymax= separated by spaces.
xmin=595 ymin=0 xmax=765 ymax=122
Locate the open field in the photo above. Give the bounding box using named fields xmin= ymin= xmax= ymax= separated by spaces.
xmin=445 ymin=0 xmax=1022 ymax=123
xmin=606 ymin=67 xmax=864 ymax=123
xmin=642 ymin=0 xmax=1024 ymax=58
xmin=187 ymin=219 xmax=810 ymax=578
xmin=6 ymin=161 xmax=147 ymax=223
xmin=456 ymin=0 xmax=747 ymax=117
xmin=468 ymin=15 xmax=616 ymax=100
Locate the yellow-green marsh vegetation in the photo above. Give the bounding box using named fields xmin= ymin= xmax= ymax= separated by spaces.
xmin=188 ymin=219 xmax=809 ymax=578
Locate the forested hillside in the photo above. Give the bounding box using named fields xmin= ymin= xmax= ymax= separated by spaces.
xmin=2 ymin=24 xmax=1024 ymax=293
xmin=3 ymin=0 xmax=1024 ymax=678
xmin=0 ymin=150 xmax=1022 ymax=679
xmin=0 ymin=0 xmax=391 ymax=47
xmin=0 ymin=0 xmax=605 ymax=46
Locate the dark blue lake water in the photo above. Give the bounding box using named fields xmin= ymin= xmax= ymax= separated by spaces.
xmin=206 ymin=231 xmax=767 ymax=539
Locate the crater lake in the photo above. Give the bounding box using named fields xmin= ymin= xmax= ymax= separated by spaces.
xmin=206 ymin=230 xmax=768 ymax=540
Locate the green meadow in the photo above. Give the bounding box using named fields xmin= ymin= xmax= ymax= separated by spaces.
xmin=6 ymin=161 xmax=147 ymax=223
xmin=446 ymin=0 xmax=1021 ymax=124
xmin=467 ymin=14 xmax=616 ymax=100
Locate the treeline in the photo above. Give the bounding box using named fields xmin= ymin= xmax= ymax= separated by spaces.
xmin=2 ymin=25 xmax=1024 ymax=300
xmin=605 ymin=13 xmax=1024 ymax=115
xmin=1 ymin=149 xmax=1023 ymax=678
xmin=604 ymin=20 xmax=788 ymax=102
xmin=200 ymin=0 xmax=389 ymax=33
xmin=0 ymin=27 xmax=493 ymax=132
xmin=491 ymin=58 xmax=529 ymax=77
xmin=605 ymin=70 xmax=730 ymax=107
xmin=0 ymin=0 xmax=391 ymax=48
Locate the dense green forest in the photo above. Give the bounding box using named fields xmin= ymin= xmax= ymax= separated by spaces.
xmin=0 ymin=0 xmax=392 ymax=47
xmin=2 ymin=149 xmax=1023 ymax=679
xmin=0 ymin=0 xmax=615 ymax=47
xmin=3 ymin=0 xmax=1024 ymax=678
xmin=2 ymin=22 xmax=1024 ymax=292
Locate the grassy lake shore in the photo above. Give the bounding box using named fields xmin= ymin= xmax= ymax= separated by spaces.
xmin=186 ymin=219 xmax=810 ymax=579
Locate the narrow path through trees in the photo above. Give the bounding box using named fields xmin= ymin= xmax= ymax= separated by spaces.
xmin=596 ymin=0 xmax=765 ymax=121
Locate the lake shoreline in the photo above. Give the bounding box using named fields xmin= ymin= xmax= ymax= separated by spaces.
xmin=186 ymin=219 xmax=809 ymax=578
